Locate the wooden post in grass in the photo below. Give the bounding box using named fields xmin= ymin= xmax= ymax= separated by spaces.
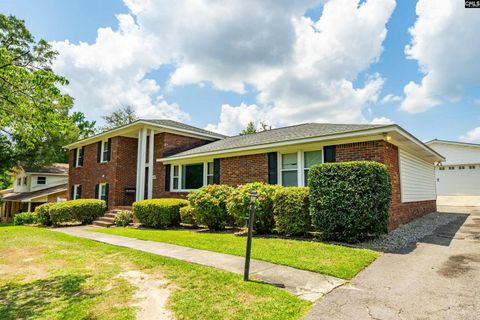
xmin=244 ymin=190 xmax=257 ymax=281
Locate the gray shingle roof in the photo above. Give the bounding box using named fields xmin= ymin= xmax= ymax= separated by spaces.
xmin=2 ymin=183 xmax=67 ymax=201
xmin=22 ymin=163 xmax=69 ymax=174
xmin=142 ymin=119 xmax=227 ymax=139
xmin=164 ymin=123 xmax=390 ymax=158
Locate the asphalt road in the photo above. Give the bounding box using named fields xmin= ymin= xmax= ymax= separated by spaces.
xmin=304 ymin=207 xmax=480 ymax=320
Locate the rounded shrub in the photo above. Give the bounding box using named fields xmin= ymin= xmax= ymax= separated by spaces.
xmin=309 ymin=161 xmax=391 ymax=243
xmin=179 ymin=205 xmax=196 ymax=226
xmin=114 ymin=210 xmax=134 ymax=227
xmin=49 ymin=199 xmax=106 ymax=226
xmin=133 ymin=198 xmax=188 ymax=228
xmin=35 ymin=203 xmax=55 ymax=226
xmin=227 ymin=182 xmax=281 ymax=234
xmin=13 ymin=212 xmax=37 ymax=225
xmin=188 ymin=184 xmax=233 ymax=230
xmin=273 ymin=187 xmax=311 ymax=236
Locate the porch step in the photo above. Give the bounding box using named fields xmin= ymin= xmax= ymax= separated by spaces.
xmin=93 ymin=220 xmax=114 ymax=227
xmin=92 ymin=207 xmax=133 ymax=228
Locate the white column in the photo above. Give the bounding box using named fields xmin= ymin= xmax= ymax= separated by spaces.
xmin=138 ymin=128 xmax=148 ymax=201
xmin=147 ymin=129 xmax=154 ymax=199
xmin=136 ymin=130 xmax=142 ymax=201
xmin=27 ymin=202 xmax=31 ymax=212
xmin=297 ymin=151 xmax=303 ymax=187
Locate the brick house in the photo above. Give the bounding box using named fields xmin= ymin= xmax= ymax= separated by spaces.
xmin=66 ymin=120 xmax=444 ymax=230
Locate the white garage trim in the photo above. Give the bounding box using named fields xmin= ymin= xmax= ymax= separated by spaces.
xmin=399 ymin=149 xmax=436 ymax=202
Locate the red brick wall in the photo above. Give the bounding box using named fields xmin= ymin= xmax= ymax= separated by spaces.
xmin=336 ymin=140 xmax=436 ymax=230
xmin=219 ymin=154 xmax=269 ymax=186
xmin=114 ymin=137 xmax=138 ymax=206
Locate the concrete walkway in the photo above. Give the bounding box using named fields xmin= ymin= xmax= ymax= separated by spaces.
xmin=52 ymin=226 xmax=345 ymax=302
xmin=304 ymin=207 xmax=480 ymax=320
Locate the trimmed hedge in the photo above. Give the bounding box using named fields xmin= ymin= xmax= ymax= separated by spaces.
xmin=180 ymin=205 xmax=196 ymax=226
xmin=133 ymin=198 xmax=188 ymax=228
xmin=273 ymin=187 xmax=311 ymax=235
xmin=35 ymin=203 xmax=55 ymax=226
xmin=309 ymin=161 xmax=391 ymax=243
xmin=227 ymin=182 xmax=281 ymax=233
xmin=48 ymin=199 xmax=107 ymax=226
xmin=114 ymin=210 xmax=134 ymax=227
xmin=13 ymin=212 xmax=36 ymax=225
xmin=188 ymin=185 xmax=233 ymax=230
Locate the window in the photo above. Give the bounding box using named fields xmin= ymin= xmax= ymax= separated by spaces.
xmin=73 ymin=185 xmax=81 ymax=200
xmin=304 ymin=150 xmax=323 ymax=185
xmin=469 ymin=165 xmax=476 ymax=169
xmin=101 ymin=140 xmax=109 ymax=162
xmin=171 ymin=162 xmax=212 ymax=191
xmin=98 ymin=183 xmax=108 ymax=201
xmin=17 ymin=178 xmax=21 ymax=186
xmin=459 ymin=165 xmax=465 ymax=170
xmin=281 ymin=153 xmax=298 ymax=186
xmin=76 ymin=147 xmax=84 ymax=167
xmin=207 ymin=162 xmax=214 ymax=185
xmin=37 ymin=176 xmax=46 ymax=184
xmin=23 ymin=177 xmax=27 ymax=185
xmin=448 ymin=166 xmax=455 ymax=170
xmin=439 ymin=166 xmax=445 ymax=171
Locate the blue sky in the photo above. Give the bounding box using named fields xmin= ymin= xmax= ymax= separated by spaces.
xmin=1 ymin=0 xmax=479 ymax=142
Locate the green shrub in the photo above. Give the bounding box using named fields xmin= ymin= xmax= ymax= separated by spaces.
xmin=309 ymin=161 xmax=391 ymax=243
xmin=273 ymin=187 xmax=311 ymax=235
xmin=227 ymin=182 xmax=281 ymax=233
xmin=188 ymin=185 xmax=233 ymax=230
xmin=35 ymin=203 xmax=55 ymax=226
xmin=114 ymin=210 xmax=134 ymax=227
xmin=180 ymin=205 xmax=196 ymax=226
xmin=49 ymin=199 xmax=106 ymax=226
xmin=13 ymin=212 xmax=36 ymax=225
xmin=133 ymin=198 xmax=188 ymax=228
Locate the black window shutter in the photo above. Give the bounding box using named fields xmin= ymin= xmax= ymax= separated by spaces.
xmin=165 ymin=164 xmax=171 ymax=191
xmin=73 ymin=148 xmax=78 ymax=167
xmin=267 ymin=152 xmax=278 ymax=184
xmin=213 ymin=159 xmax=220 ymax=184
xmin=105 ymin=184 xmax=109 ymax=207
xmin=324 ymin=145 xmax=336 ymax=163
xmin=79 ymin=146 xmax=85 ymax=166
xmin=95 ymin=184 xmax=99 ymax=199
xmin=97 ymin=142 xmax=102 ymax=162
xmin=107 ymin=138 xmax=112 ymax=161
xmin=70 ymin=185 xmax=74 ymax=199
xmin=78 ymin=185 xmax=82 ymax=199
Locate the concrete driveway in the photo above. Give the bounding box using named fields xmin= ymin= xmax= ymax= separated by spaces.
xmin=305 ymin=207 xmax=480 ymax=320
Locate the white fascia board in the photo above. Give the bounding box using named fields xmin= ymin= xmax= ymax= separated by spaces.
xmin=392 ymin=126 xmax=445 ymax=162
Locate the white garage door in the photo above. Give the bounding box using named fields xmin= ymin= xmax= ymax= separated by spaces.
xmin=399 ymin=149 xmax=437 ymax=202
xmin=435 ymin=164 xmax=480 ymax=196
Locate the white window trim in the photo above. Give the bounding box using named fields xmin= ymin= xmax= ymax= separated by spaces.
xmin=76 ymin=147 xmax=83 ymax=167
xmin=171 ymin=162 xmax=212 ymax=192
xmin=73 ymin=184 xmax=81 ymax=200
xmin=100 ymin=140 xmax=109 ymax=163
xmin=98 ymin=183 xmax=107 ymax=200
xmin=278 ymin=148 xmax=324 ymax=187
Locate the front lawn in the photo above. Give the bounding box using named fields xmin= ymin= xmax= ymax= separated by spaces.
xmin=92 ymin=228 xmax=379 ymax=279
xmin=0 ymin=226 xmax=310 ymax=320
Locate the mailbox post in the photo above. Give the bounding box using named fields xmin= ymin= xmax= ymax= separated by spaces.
xmin=244 ymin=190 xmax=257 ymax=281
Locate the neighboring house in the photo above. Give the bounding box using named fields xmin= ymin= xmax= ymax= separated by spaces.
xmin=426 ymin=139 xmax=480 ymax=206
xmin=0 ymin=163 xmax=69 ymax=221
xmin=66 ymin=119 xmax=444 ymax=230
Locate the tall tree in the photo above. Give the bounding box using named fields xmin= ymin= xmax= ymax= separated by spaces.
xmin=240 ymin=121 xmax=257 ymax=135
xmin=100 ymin=106 xmax=138 ymax=131
xmin=0 ymin=14 xmax=77 ymax=187
xmin=70 ymin=111 xmax=97 ymax=139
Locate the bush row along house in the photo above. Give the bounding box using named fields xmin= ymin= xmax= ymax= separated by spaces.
xmin=0 ymin=164 xmax=68 ymax=221
xmin=65 ymin=119 xmax=444 ymax=230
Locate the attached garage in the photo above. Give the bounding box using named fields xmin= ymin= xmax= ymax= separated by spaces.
xmin=426 ymin=140 xmax=480 ymax=206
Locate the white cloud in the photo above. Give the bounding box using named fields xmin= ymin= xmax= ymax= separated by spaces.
xmin=371 ymin=116 xmax=394 ymax=124
xmin=52 ymin=0 xmax=396 ymax=130
xmin=380 ymin=94 xmax=402 ymax=104
xmin=459 ymin=127 xmax=480 ymax=143
xmin=401 ymin=0 xmax=480 ymax=113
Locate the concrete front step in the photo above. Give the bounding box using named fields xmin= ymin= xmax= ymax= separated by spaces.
xmin=97 ymin=216 xmax=115 ymax=223
xmin=93 ymin=220 xmax=113 ymax=227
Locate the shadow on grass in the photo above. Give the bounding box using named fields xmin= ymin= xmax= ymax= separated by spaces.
xmin=0 ymin=274 xmax=95 ymax=320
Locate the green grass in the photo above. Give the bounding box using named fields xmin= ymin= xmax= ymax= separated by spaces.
xmin=92 ymin=228 xmax=379 ymax=279
xmin=0 ymin=226 xmax=310 ymax=320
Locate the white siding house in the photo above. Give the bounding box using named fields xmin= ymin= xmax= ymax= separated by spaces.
xmin=426 ymin=140 xmax=480 ymax=206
